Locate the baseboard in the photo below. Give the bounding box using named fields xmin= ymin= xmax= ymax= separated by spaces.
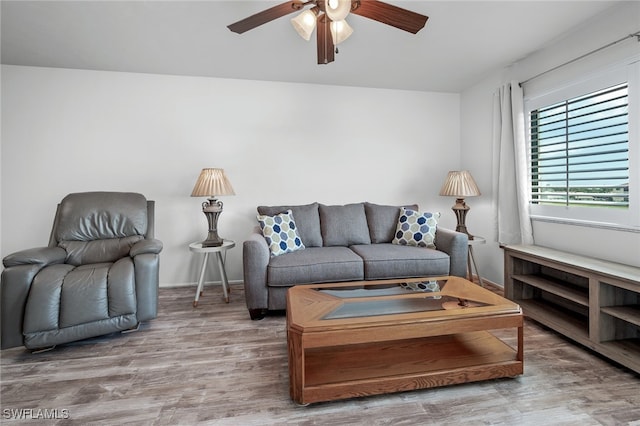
xmin=471 ymin=274 xmax=502 ymax=291
xmin=160 ymin=280 xmax=244 ymax=289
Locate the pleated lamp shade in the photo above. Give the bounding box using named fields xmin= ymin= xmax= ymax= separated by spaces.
xmin=439 ymin=171 xmax=481 ymax=198
xmin=191 ymin=168 xmax=235 ymax=198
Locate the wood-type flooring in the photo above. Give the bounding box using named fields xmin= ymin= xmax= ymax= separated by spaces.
xmin=1 ymin=283 xmax=639 ymax=425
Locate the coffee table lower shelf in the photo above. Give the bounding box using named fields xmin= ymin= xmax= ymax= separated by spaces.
xmin=289 ymin=331 xmax=523 ymax=405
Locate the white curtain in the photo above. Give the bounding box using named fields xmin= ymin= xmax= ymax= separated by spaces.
xmin=492 ymin=81 xmax=534 ymax=245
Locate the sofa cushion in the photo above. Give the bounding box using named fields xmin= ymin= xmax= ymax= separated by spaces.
xmin=350 ymin=244 xmax=450 ymax=280
xmin=257 ymin=210 xmax=305 ymax=257
xmin=319 ymin=203 xmax=371 ymax=246
xmin=267 ymin=247 xmax=364 ymax=287
xmin=364 ymin=202 xmax=419 ymax=243
xmin=257 ymin=203 xmax=322 ymax=247
xmin=392 ymin=208 xmax=440 ymax=249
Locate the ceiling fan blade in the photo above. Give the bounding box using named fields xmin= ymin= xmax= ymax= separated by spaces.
xmin=351 ymin=0 xmax=428 ymax=34
xmin=228 ymin=1 xmax=304 ymax=34
xmin=317 ymin=14 xmax=335 ymax=64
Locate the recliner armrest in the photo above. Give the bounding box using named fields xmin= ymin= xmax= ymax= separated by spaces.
xmin=2 ymin=247 xmax=67 ymax=268
xmin=130 ymin=239 xmax=163 ymax=257
xmin=1 ymin=248 xmax=65 ymax=349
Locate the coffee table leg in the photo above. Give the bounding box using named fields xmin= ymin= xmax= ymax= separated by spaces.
xmin=288 ymin=330 xmax=304 ymax=404
xmin=518 ymin=324 xmax=524 ymax=363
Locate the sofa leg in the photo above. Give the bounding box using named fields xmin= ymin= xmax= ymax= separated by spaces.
xmin=249 ymin=309 xmax=266 ymax=320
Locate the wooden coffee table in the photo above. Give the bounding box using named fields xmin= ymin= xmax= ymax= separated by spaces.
xmin=286 ymin=276 xmax=523 ymax=404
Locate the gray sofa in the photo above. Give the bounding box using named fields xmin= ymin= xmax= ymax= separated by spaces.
xmin=1 ymin=192 xmax=162 ymax=350
xmin=243 ymin=202 xmax=468 ymax=320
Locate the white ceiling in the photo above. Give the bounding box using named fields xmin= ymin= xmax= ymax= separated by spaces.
xmin=0 ymin=0 xmax=624 ymax=92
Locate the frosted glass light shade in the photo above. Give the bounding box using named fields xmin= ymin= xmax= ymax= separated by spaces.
xmin=191 ymin=168 xmax=236 ymax=198
xmin=330 ymin=20 xmax=353 ymax=44
xmin=325 ymin=0 xmax=351 ymax=21
xmin=439 ymin=171 xmax=481 ymax=197
xmin=291 ymin=9 xmax=317 ymax=41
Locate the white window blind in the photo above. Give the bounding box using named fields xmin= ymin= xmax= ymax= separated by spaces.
xmin=530 ymin=82 xmax=629 ymax=208
xmin=524 ymin=59 xmax=639 ymax=230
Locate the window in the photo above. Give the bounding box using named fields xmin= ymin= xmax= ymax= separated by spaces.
xmin=530 ymin=83 xmax=629 ymax=209
xmin=524 ymin=61 xmax=639 ymax=230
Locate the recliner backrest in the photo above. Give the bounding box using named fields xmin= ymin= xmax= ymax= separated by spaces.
xmin=51 ymin=192 xmax=149 ymax=265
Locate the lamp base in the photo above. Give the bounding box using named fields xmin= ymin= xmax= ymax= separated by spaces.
xmin=201 ymin=232 xmax=224 ymax=247
xmin=452 ymin=198 xmax=474 ymax=240
xmin=201 ymin=198 xmax=225 ymax=247
xmin=455 ymin=225 xmax=475 ymax=240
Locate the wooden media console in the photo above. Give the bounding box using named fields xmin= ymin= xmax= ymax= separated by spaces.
xmin=503 ymin=244 xmax=640 ymax=374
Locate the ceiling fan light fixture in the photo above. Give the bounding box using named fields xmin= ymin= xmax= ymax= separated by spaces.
xmin=228 ymin=0 xmax=428 ymax=64
xmin=291 ymin=9 xmax=317 ymax=41
xmin=330 ymin=20 xmax=353 ymax=45
xmin=325 ymin=0 xmax=351 ymax=21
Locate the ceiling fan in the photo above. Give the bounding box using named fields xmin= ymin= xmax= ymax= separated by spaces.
xmin=227 ymin=0 xmax=428 ymax=64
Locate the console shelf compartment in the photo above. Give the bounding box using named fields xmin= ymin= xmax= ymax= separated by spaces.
xmin=516 ymin=298 xmax=589 ymax=340
xmin=512 ymin=274 xmax=589 ymax=307
xmin=601 ymin=305 xmax=640 ymax=327
xmin=504 ymin=244 xmax=640 ymax=374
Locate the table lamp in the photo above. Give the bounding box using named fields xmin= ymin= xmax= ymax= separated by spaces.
xmin=439 ymin=170 xmax=481 ymax=239
xmin=191 ymin=168 xmax=235 ymax=247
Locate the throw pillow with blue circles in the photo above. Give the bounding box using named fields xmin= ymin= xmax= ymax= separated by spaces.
xmin=257 ymin=209 xmax=305 ymax=256
xmin=400 ymin=280 xmax=442 ymax=296
xmin=392 ymin=207 xmax=440 ymax=248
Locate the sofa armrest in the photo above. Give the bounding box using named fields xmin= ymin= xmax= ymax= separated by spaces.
xmin=242 ymin=232 xmax=270 ymax=319
xmin=434 ymin=227 xmax=468 ymax=278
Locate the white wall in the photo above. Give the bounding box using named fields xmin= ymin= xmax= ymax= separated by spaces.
xmin=460 ymin=71 xmax=505 ymax=284
xmin=461 ymin=1 xmax=640 ymax=285
xmin=1 ymin=65 xmax=461 ymax=287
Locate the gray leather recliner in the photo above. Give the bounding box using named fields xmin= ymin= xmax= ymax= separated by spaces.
xmin=1 ymin=192 xmax=163 ymax=350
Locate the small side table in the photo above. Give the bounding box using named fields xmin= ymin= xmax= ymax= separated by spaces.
xmin=189 ymin=240 xmax=235 ymax=307
xmin=467 ymin=236 xmax=486 ymax=287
